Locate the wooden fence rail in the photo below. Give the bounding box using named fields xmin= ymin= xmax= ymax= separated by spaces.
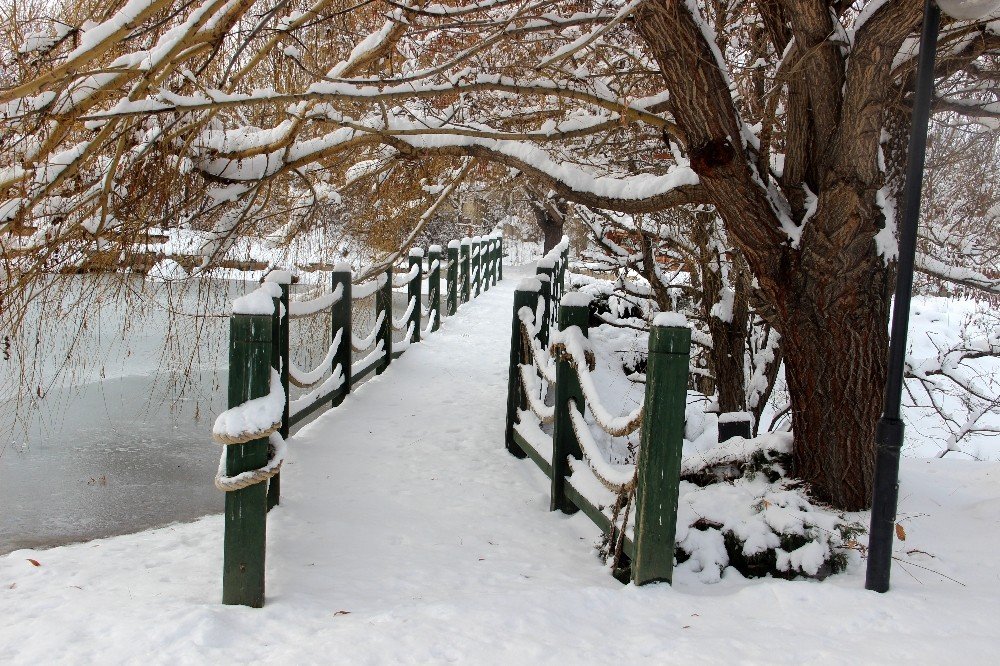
xmin=215 ymin=232 xmax=504 ymax=607
xmin=504 ymin=236 xmax=694 ymax=586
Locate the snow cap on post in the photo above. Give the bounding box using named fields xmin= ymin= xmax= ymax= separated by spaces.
xmin=408 ymin=247 xmax=424 ymax=258
xmin=429 ymin=244 xmax=442 ymax=253
xmin=516 ymin=277 xmax=542 ymax=293
xmin=560 ymin=291 xmax=591 ymax=308
xmin=332 ymin=262 xmax=352 ymax=274
xmin=536 ymin=257 xmax=556 ymax=270
xmin=448 ymin=239 xmax=461 ymax=249
xmin=718 ymin=411 xmax=754 ymax=425
xmin=652 ymin=311 xmax=690 ymax=329
xmin=461 ymin=236 xmax=472 ymax=246
xmin=232 ymin=282 xmax=282 ymax=315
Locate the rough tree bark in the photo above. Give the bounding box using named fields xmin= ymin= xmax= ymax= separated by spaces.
xmin=633 ymin=0 xmax=924 ymax=509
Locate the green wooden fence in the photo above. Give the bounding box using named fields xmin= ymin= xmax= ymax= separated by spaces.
xmin=504 ymin=237 xmax=692 ymax=586
xmin=213 ymin=232 xmax=504 ymax=607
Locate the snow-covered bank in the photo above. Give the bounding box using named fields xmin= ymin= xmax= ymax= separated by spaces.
xmin=2 ymin=267 xmax=999 ymax=664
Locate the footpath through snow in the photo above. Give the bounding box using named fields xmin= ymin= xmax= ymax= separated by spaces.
xmin=3 ymin=265 xmax=1000 ymax=664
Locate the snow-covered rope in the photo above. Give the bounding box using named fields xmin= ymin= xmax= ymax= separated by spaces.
xmin=351 ymin=310 xmax=385 ymax=352
xmin=555 ymin=326 xmax=644 ymax=437
xmin=568 ymin=399 xmax=636 ymax=493
xmin=287 ymin=284 xmax=344 ymax=318
xmin=352 ymin=272 xmax=387 ymax=300
xmin=392 ymin=263 xmax=420 ymax=288
xmin=421 ymin=311 xmax=437 ymax=338
xmin=392 ymin=296 xmax=417 ymax=331
xmin=215 ymin=431 xmax=286 ymax=492
xmin=351 ymin=341 xmax=385 ymax=376
xmin=288 ymin=330 xmax=342 ymax=388
xmin=394 ymin=321 xmax=416 ymax=352
xmin=289 ymin=369 xmax=345 ymax=417
xmin=517 ymin=308 xmax=556 ymax=383
xmin=519 ymin=364 xmax=555 ymax=423
xmin=212 ymin=370 xmax=286 ymax=492
xmin=212 ymin=369 xmax=284 ymax=445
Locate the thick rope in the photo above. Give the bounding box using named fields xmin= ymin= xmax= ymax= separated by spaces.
xmin=287 ymin=283 xmax=344 ymax=318
xmin=215 ymin=432 xmax=286 ymax=492
xmin=555 ymin=328 xmax=644 ymax=436
xmin=567 ymin=399 xmax=636 ymax=493
xmin=392 ymin=264 xmax=420 ymax=288
xmin=212 ymin=370 xmax=284 ymax=445
xmin=351 ymin=273 xmax=387 ymax=300
xmin=288 ymin=330 xmax=342 ymax=388
xmin=351 ymin=310 xmax=385 ymax=352
xmin=212 ymin=420 xmax=281 ymax=446
xmin=519 ymin=363 xmax=555 ymax=423
xmin=519 ymin=320 xmax=557 ymax=383
xmin=392 ymin=296 xmax=417 ymax=331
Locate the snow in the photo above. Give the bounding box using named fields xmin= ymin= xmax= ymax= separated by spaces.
xmin=653 ymin=311 xmax=689 ymax=328
xmin=408 ymin=247 xmax=424 ymax=258
xmin=231 ymin=282 xmax=282 ymax=315
xmin=5 ymin=266 xmax=1000 ymax=663
xmin=211 ymin=369 xmax=284 ymax=440
xmin=937 ymin=0 xmax=1000 ymax=19
xmin=560 ymin=292 xmax=592 ymax=308
xmin=516 ymin=277 xmax=542 ymax=292
xmin=287 ymin=284 xmax=343 ymax=317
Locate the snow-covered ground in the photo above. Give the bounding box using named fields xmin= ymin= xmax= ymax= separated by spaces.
xmin=3 ymin=266 xmax=999 ymax=663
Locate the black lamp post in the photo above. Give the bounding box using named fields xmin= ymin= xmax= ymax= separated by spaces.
xmin=865 ymin=0 xmax=941 ymax=593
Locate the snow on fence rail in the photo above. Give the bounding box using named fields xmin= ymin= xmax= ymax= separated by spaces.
xmin=214 ymin=233 xmax=503 ymax=607
xmin=504 ymin=236 xmax=702 ymax=586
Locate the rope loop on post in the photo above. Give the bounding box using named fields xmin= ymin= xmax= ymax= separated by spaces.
xmin=215 ymin=432 xmax=286 ymax=492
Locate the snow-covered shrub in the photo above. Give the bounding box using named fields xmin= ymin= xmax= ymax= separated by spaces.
xmin=581 ymin=311 xmax=863 ymax=584
xmin=676 ymin=434 xmax=864 ymax=582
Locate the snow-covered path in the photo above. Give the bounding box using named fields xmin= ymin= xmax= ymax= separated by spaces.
xmin=3 ymin=266 xmax=1000 ymax=664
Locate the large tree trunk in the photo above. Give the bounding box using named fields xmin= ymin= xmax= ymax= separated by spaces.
xmin=631 ymin=0 xmax=920 ymax=510
xmin=540 ymin=214 xmax=563 ymax=254
xmin=780 ymin=291 xmax=889 ymax=510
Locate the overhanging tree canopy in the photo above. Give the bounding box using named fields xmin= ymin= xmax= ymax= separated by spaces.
xmin=2 ymin=0 xmax=998 ymax=509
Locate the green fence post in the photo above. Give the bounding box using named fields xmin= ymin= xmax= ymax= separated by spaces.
xmin=376 ymin=268 xmax=392 ymax=374
xmin=460 ymin=238 xmax=471 ymax=304
xmin=472 ymin=235 xmax=482 ymax=298
xmin=408 ymin=248 xmax=423 ymax=344
xmin=550 ymin=295 xmax=589 ymax=513
xmin=492 ymin=234 xmax=500 ymax=286
xmin=331 ymin=265 xmax=352 ymax=406
xmin=428 ymin=245 xmax=442 ymax=332
xmin=263 ymin=274 xmax=291 ymax=511
xmin=447 ymin=241 xmax=459 ymax=316
xmin=482 ymin=236 xmax=491 ymax=290
xmin=536 ymin=260 xmax=554 ymax=348
xmin=222 ymin=311 xmax=273 ymax=607
xmin=559 ymin=240 xmax=569 ymax=307
xmin=506 ymin=278 xmax=541 ymax=458
xmin=632 ymin=315 xmax=692 ymax=586
xmin=497 ymin=234 xmax=504 ymax=281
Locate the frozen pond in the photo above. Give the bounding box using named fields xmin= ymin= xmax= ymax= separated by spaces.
xmin=1 ymin=274 xmax=415 ymax=554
